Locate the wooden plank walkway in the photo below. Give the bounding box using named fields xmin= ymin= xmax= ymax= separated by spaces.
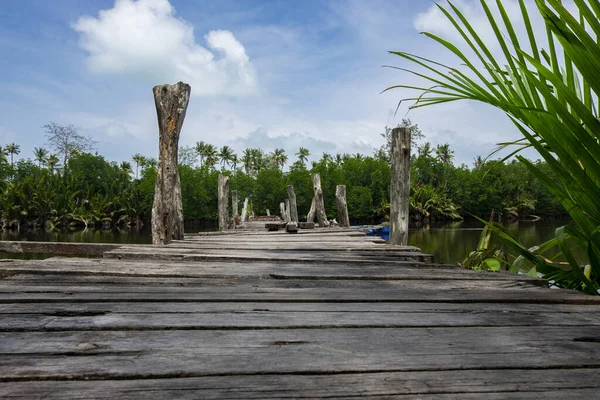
xmin=1 ymin=228 xmax=600 ymax=399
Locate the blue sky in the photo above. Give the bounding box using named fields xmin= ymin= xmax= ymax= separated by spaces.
xmin=0 ymin=0 xmax=534 ymax=166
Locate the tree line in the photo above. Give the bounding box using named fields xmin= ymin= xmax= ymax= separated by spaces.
xmin=0 ymin=120 xmax=564 ymax=231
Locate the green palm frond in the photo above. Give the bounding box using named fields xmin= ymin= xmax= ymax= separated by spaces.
xmin=386 ymin=0 xmax=600 ymax=293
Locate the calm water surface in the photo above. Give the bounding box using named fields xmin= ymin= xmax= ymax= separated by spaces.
xmin=0 ymin=219 xmax=571 ymax=264
xmin=408 ymin=219 xmax=571 ymax=264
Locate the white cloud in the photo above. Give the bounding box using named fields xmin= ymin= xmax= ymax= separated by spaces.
xmin=73 ymin=0 xmax=257 ymax=96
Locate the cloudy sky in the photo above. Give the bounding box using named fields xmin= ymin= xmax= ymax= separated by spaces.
xmin=0 ymin=0 xmax=542 ymax=166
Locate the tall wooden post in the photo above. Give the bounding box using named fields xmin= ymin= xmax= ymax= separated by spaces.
xmin=390 ymin=126 xmax=411 ymax=245
xmin=151 ymin=82 xmax=191 ymax=245
xmin=312 ymin=174 xmax=329 ymax=227
xmin=231 ymin=190 xmax=238 ymax=229
xmin=218 ymin=174 xmax=230 ymax=231
xmin=285 ymin=199 xmax=291 ymax=222
xmin=306 ymin=197 xmax=316 ymax=223
xmin=241 ymin=198 xmax=249 ymax=223
xmin=287 ymin=185 xmax=298 ymax=223
xmin=336 ymin=185 xmax=350 ymax=228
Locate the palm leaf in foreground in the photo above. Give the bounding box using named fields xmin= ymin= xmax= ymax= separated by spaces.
xmin=386 ymin=0 xmax=600 ymax=293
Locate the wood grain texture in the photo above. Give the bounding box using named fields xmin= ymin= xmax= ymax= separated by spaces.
xmin=311 ymin=173 xmax=329 ymax=227
xmin=218 ymin=174 xmax=230 ymax=231
xmin=390 ymin=126 xmax=411 ymax=245
xmin=151 ymin=82 xmax=190 ymax=244
xmin=0 ymin=228 xmax=598 ymax=398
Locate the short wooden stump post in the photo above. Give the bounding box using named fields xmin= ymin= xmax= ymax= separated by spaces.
xmin=336 ymin=185 xmax=350 ymax=228
xmin=231 ymin=190 xmax=239 ymax=229
xmin=311 ymin=173 xmax=329 ymax=227
xmin=218 ymin=174 xmax=230 ymax=231
xmin=287 ymin=185 xmax=299 ymax=223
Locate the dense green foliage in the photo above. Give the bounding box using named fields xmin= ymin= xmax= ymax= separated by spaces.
xmin=388 ymin=0 xmax=600 ymax=293
xmin=0 ymin=130 xmax=564 ymax=230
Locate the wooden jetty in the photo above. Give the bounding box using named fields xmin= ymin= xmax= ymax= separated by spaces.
xmin=1 ymin=228 xmax=600 ymax=399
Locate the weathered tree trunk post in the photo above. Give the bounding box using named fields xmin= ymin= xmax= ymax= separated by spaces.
xmin=231 ymin=190 xmax=238 ymax=229
xmin=280 ymin=202 xmax=286 ymax=221
xmin=287 ymin=185 xmax=298 ymax=223
xmin=241 ymin=198 xmax=249 ymax=223
xmin=307 ymin=197 xmax=316 ymax=223
xmin=312 ymin=174 xmax=330 ymax=227
xmin=218 ymin=174 xmax=230 ymax=231
xmin=285 ymin=199 xmax=291 ymax=222
xmin=266 ymin=209 xmax=270 ymax=217
xmin=390 ymin=126 xmax=411 ymax=245
xmin=151 ymin=82 xmax=191 ymax=245
xmin=336 ymin=185 xmax=350 ymax=228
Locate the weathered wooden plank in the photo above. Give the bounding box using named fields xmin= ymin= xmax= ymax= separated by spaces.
xmin=0 ymin=257 xmax=532 ymax=280
xmin=4 ymin=301 xmax=600 ymax=315
xmin=0 ymin=284 xmax=596 ymax=304
xmin=183 ymin=233 xmax=375 ymax=242
xmin=0 ymin=275 xmax=547 ymax=292
xmin=0 ymin=327 xmax=599 ymax=380
xmin=4 ymin=307 xmax=600 ymax=332
xmin=102 ymin=249 xmax=435 ymax=263
xmin=0 ymin=258 xmax=539 ymax=282
xmin=2 ymin=369 xmax=599 ymax=399
xmin=0 ymin=241 xmax=121 ymax=256
xmin=140 ymin=242 xmax=418 ymax=251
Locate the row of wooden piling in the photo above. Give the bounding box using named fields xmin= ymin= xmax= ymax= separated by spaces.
xmin=149 ymin=82 xmax=411 ymax=246
xmin=216 ymin=174 xmax=352 ymax=231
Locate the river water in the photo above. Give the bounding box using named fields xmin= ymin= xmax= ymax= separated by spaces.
xmin=0 ymin=219 xmax=571 ymax=264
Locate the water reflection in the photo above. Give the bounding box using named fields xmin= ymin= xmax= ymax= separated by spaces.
xmin=0 ymin=219 xmax=573 ymax=265
xmin=0 ymin=227 xmax=154 ymax=244
xmin=408 ymin=219 xmax=573 ymax=265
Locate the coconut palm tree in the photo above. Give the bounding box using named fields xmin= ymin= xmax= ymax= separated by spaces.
xmin=473 ymin=156 xmax=486 ymax=170
xmin=219 ymin=146 xmax=234 ymax=169
xmin=47 ymin=154 xmax=60 ymax=174
xmin=296 ymin=147 xmax=310 ymax=164
xmin=251 ymin=148 xmax=266 ymax=174
xmin=5 ymin=143 xmax=20 ymax=166
xmin=335 ymin=153 xmax=343 ymax=165
xmin=242 ymin=149 xmax=253 ymax=174
xmin=418 ymin=142 xmax=433 ymax=159
xmin=230 ymin=154 xmax=238 ymax=171
xmin=132 ymin=153 xmax=144 ymax=179
xmin=120 ymin=161 xmax=132 ymax=174
xmin=194 ymin=141 xmax=208 ymax=168
xmin=435 ymin=144 xmax=454 ymax=166
xmin=321 ymin=152 xmax=333 ymax=165
xmin=144 ymin=157 xmax=158 ymax=169
xmin=272 ymin=148 xmax=288 ymax=170
xmin=33 ymin=147 xmax=48 ymax=167
xmin=204 ymin=144 xmax=219 ymax=168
